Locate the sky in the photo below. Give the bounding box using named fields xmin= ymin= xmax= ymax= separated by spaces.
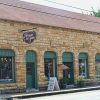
xmin=22 ymin=0 xmax=100 ymax=14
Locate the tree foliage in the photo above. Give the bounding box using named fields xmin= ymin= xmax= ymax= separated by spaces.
xmin=91 ymin=9 xmax=100 ymax=17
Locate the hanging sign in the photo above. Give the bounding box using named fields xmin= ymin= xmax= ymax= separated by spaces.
xmin=47 ymin=77 xmax=60 ymax=91
xmin=23 ymin=31 xmax=36 ymax=44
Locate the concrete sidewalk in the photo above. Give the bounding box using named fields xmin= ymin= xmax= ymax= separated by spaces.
xmin=0 ymin=86 xmax=100 ymax=100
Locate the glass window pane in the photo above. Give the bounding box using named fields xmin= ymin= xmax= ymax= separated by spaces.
xmin=44 ymin=58 xmax=54 ymax=78
xmin=79 ymin=59 xmax=86 ymax=77
xmin=79 ymin=53 xmax=88 ymax=78
xmin=0 ymin=57 xmax=13 ymax=81
xmin=96 ymin=60 xmax=100 ymax=78
xmin=79 ymin=54 xmax=88 ymax=78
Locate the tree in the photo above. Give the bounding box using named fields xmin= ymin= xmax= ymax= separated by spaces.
xmin=90 ymin=8 xmax=100 ymax=17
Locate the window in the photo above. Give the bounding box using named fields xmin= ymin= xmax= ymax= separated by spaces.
xmin=79 ymin=59 xmax=86 ymax=76
xmin=0 ymin=50 xmax=15 ymax=83
xmin=44 ymin=58 xmax=54 ymax=78
xmin=79 ymin=53 xmax=88 ymax=78
xmin=44 ymin=51 xmax=57 ymax=79
xmin=95 ymin=54 xmax=100 ymax=78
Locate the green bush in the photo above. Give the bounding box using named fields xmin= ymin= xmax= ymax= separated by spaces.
xmin=59 ymin=77 xmax=69 ymax=85
xmin=77 ymin=76 xmax=85 ymax=87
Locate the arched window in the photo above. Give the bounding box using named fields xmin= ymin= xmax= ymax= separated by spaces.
xmin=79 ymin=53 xmax=88 ymax=78
xmin=62 ymin=52 xmax=74 ymax=84
xmin=44 ymin=51 xmax=57 ymax=78
xmin=0 ymin=49 xmax=15 ymax=83
xmin=95 ymin=54 xmax=100 ymax=78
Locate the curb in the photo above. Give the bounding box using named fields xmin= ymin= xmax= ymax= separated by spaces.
xmin=12 ymin=86 xmax=100 ymax=99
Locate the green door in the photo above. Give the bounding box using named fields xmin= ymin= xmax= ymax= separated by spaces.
xmin=26 ymin=62 xmax=35 ymax=88
xmin=62 ymin=52 xmax=74 ymax=84
xmin=63 ymin=62 xmax=74 ymax=84
xmin=26 ymin=51 xmax=36 ymax=89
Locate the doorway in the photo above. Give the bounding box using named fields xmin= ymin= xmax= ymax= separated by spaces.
xmin=62 ymin=52 xmax=74 ymax=84
xmin=63 ymin=62 xmax=74 ymax=84
xmin=26 ymin=51 xmax=37 ymax=89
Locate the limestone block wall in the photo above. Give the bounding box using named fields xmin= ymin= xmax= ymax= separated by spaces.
xmin=0 ymin=19 xmax=99 ymax=89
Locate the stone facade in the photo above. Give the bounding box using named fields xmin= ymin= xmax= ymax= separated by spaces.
xmin=0 ymin=19 xmax=100 ymax=91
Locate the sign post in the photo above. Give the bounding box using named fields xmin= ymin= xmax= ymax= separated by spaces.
xmin=47 ymin=77 xmax=60 ymax=91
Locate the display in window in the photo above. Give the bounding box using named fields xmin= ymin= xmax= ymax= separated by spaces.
xmin=96 ymin=60 xmax=100 ymax=77
xmin=0 ymin=57 xmax=13 ymax=81
xmin=44 ymin=59 xmax=54 ymax=78
xmin=79 ymin=59 xmax=87 ymax=77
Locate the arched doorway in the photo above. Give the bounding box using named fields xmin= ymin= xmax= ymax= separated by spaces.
xmin=44 ymin=51 xmax=57 ymax=79
xmin=62 ymin=52 xmax=74 ymax=84
xmin=26 ymin=50 xmax=37 ymax=89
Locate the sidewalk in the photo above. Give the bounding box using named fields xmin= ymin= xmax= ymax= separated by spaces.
xmin=0 ymin=86 xmax=100 ymax=100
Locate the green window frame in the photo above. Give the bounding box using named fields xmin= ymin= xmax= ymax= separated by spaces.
xmin=0 ymin=49 xmax=15 ymax=83
xmin=79 ymin=53 xmax=88 ymax=78
xmin=95 ymin=54 xmax=100 ymax=78
xmin=44 ymin=51 xmax=57 ymax=78
xmin=26 ymin=50 xmax=37 ymax=89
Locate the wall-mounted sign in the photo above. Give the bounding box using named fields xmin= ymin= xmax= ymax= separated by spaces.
xmin=23 ymin=31 xmax=36 ymax=44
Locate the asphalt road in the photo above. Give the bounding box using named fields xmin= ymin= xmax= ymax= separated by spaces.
xmin=21 ymin=90 xmax=100 ymax=100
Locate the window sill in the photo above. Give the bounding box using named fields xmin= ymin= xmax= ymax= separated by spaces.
xmin=96 ymin=75 xmax=100 ymax=78
xmin=0 ymin=79 xmax=15 ymax=83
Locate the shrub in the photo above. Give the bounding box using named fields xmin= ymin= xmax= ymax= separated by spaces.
xmin=77 ymin=76 xmax=85 ymax=87
xmin=59 ymin=77 xmax=69 ymax=89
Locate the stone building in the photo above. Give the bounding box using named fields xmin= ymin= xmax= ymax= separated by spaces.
xmin=0 ymin=0 xmax=100 ymax=92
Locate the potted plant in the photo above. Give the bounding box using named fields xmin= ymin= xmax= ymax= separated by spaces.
xmin=59 ymin=77 xmax=69 ymax=89
xmin=77 ymin=76 xmax=85 ymax=87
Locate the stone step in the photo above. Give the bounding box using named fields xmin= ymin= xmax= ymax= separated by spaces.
xmin=66 ymin=85 xmax=76 ymax=88
xmin=26 ymin=88 xmax=39 ymax=93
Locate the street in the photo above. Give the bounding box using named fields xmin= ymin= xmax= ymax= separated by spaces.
xmin=17 ymin=90 xmax=100 ymax=100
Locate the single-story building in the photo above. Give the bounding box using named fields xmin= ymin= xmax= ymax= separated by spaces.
xmin=0 ymin=0 xmax=100 ymax=92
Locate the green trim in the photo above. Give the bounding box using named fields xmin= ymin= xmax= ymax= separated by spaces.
xmin=44 ymin=51 xmax=57 ymax=77
xmin=62 ymin=52 xmax=73 ymax=62
xmin=96 ymin=54 xmax=100 ymax=60
xmin=96 ymin=74 xmax=100 ymax=78
xmin=26 ymin=51 xmax=36 ymax=62
xmin=0 ymin=50 xmax=15 ymax=83
xmin=96 ymin=54 xmax=100 ymax=78
xmin=62 ymin=52 xmax=74 ymax=84
xmin=0 ymin=49 xmax=15 ymax=57
xmin=26 ymin=50 xmax=37 ymax=89
xmin=79 ymin=53 xmax=89 ymax=78
xmin=35 ymin=55 xmax=38 ymax=89
xmin=79 ymin=53 xmax=87 ymax=59
xmin=44 ymin=51 xmax=56 ymax=58
xmin=13 ymin=57 xmax=16 ymax=83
